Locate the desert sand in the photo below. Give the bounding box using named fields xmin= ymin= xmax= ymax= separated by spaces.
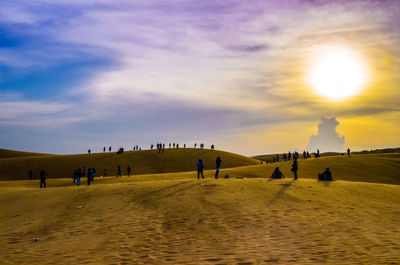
xmin=1 ymin=175 xmax=399 ymax=264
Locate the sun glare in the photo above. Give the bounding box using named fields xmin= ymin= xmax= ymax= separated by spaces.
xmin=308 ymin=46 xmax=368 ymax=100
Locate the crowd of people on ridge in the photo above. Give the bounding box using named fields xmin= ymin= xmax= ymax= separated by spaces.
xmin=29 ymin=146 xmax=351 ymax=188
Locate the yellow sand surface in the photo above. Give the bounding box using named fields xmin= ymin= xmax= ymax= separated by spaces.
xmin=1 ymin=176 xmax=399 ymax=264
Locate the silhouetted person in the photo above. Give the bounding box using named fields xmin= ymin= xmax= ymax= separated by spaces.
xmin=291 ymin=157 xmax=298 ymax=180
xmin=169 ymin=143 xmax=171 ymax=148
xmin=109 ymin=146 xmax=111 ymax=152
xmin=215 ymin=156 xmax=222 ymax=179
xmin=104 ymin=169 xmax=107 ymax=177
xmin=76 ymin=168 xmax=82 ymax=185
xmin=127 ymin=166 xmax=131 ymax=177
xmin=29 ymin=169 xmax=33 ymax=180
xmin=40 ymin=170 xmax=46 ymax=188
xmin=194 ymin=143 xmax=197 ymax=148
xmin=211 ymin=144 xmax=215 ymax=150
xmin=103 ymin=147 xmax=106 ymax=152
xmin=151 ymin=144 xmax=154 ymax=150
xmin=117 ymin=166 xmax=122 ymax=177
xmin=72 ymin=169 xmax=77 ymax=183
xmin=197 ymin=158 xmax=204 ymax=180
xmin=82 ymin=167 xmax=85 ymax=178
xmin=271 ymin=167 xmax=285 ymax=179
xmin=319 ymin=168 xmax=333 ymax=181
xmin=88 ymin=149 xmax=91 ymax=154
xmin=184 ymin=144 xmax=186 ymax=148
xmin=347 ymin=148 xmax=351 ymax=156
xmin=87 ymin=168 xmax=92 ymax=185
xmin=315 ymin=149 xmax=320 ymax=158
xmin=288 ymin=151 xmax=292 ymax=160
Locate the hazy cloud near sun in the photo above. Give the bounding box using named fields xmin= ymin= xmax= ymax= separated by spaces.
xmin=307 ymin=117 xmax=345 ymax=153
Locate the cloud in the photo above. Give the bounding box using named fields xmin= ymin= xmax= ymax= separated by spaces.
xmin=307 ymin=117 xmax=345 ymax=152
xmin=0 ymin=0 xmax=399 ymax=154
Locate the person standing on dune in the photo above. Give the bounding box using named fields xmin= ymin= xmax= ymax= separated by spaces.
xmin=215 ymin=156 xmax=222 ymax=179
xmin=291 ymin=157 xmax=298 ymax=180
xmin=197 ymin=158 xmax=205 ymax=180
xmin=76 ymin=168 xmax=82 ymax=186
xmin=40 ymin=170 xmax=47 ymax=188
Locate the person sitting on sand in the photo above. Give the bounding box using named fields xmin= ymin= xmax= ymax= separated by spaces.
xmin=40 ymin=170 xmax=47 ymax=188
xmin=318 ymin=168 xmax=333 ymax=181
xmin=215 ymin=156 xmax=222 ymax=179
xmin=197 ymin=158 xmax=204 ymax=180
xmin=270 ymin=167 xmax=285 ymax=179
xmin=291 ymin=157 xmax=298 ymax=180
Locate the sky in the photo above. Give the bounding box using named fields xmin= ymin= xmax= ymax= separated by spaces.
xmin=0 ymin=0 xmax=399 ymax=155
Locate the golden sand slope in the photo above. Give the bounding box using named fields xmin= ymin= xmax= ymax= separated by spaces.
xmin=0 ymin=148 xmax=47 ymax=159
xmin=0 ymin=148 xmax=259 ymax=180
xmin=1 ymin=176 xmax=399 ymax=264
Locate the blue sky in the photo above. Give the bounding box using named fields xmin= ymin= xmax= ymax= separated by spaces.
xmin=0 ymin=0 xmax=399 ymax=155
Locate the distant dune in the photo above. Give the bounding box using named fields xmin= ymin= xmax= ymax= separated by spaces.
xmin=0 ymin=148 xmax=260 ymax=180
xmin=0 ymin=148 xmax=48 ymax=159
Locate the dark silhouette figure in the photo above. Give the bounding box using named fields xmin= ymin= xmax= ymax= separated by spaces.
xmin=104 ymin=169 xmax=107 ymax=177
xmin=315 ymin=149 xmax=320 ymax=158
xmin=40 ymin=170 xmax=46 ymax=188
xmin=271 ymin=167 xmax=285 ymax=179
xmin=87 ymin=168 xmax=92 ymax=185
xmin=117 ymin=166 xmax=122 ymax=177
xmin=88 ymin=149 xmax=91 ymax=154
xmin=347 ymin=148 xmax=351 ymax=156
xmin=76 ymin=168 xmax=82 ymax=185
xmin=151 ymin=144 xmax=154 ymax=150
xmin=215 ymin=156 xmax=222 ymax=179
xmin=82 ymin=167 xmax=86 ymax=178
xmin=319 ymin=168 xmax=333 ymax=181
xmin=197 ymin=158 xmax=204 ymax=180
xmin=211 ymin=144 xmax=215 ymax=150
xmin=72 ymin=169 xmax=77 ymax=183
xmin=29 ymin=169 xmax=33 ymax=180
xmin=200 ymin=143 xmax=204 ymax=149
xmin=194 ymin=143 xmax=197 ymax=148
xmin=103 ymin=147 xmax=106 ymax=152
xmin=177 ymin=143 xmax=179 ymax=149
xmin=127 ymin=166 xmax=131 ymax=177
xmin=291 ymin=157 xmax=298 ymax=180
xmin=109 ymin=146 xmax=111 ymax=152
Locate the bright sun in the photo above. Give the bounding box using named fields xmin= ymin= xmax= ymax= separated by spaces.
xmin=308 ymin=46 xmax=368 ymax=100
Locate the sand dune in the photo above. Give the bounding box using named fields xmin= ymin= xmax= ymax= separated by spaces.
xmin=1 ymin=177 xmax=399 ymax=264
xmin=0 ymin=148 xmax=259 ymax=180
